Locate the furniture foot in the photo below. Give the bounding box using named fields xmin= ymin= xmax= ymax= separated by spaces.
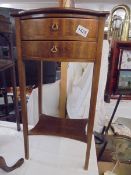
xmin=0 ymin=156 xmax=24 ymax=172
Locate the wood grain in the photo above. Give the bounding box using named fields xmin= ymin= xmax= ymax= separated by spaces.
xmin=59 ymin=62 xmax=68 ymax=118
xmin=29 ymin=114 xmax=87 ymax=142
xmin=22 ymin=41 xmax=97 ymax=62
xmin=21 ymin=18 xmax=98 ymax=41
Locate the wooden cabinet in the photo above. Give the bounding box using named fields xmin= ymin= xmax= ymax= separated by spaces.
xmin=12 ymin=7 xmax=108 ymax=170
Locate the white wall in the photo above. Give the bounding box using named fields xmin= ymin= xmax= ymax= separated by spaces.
xmin=0 ymin=2 xmax=58 ymax=10
xmin=0 ymin=0 xmax=131 ymax=10
xmin=76 ymin=2 xmax=131 ymax=11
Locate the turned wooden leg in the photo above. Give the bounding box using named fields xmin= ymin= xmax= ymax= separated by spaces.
xmin=0 ymin=156 xmax=24 ymax=172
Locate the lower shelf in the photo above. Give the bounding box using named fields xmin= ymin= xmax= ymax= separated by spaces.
xmin=29 ymin=114 xmax=87 ymax=143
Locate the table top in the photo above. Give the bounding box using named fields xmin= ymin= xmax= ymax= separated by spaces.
xmin=12 ymin=7 xmax=109 ymax=17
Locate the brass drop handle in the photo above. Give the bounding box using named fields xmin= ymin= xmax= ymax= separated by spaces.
xmin=51 ymin=45 xmax=58 ymax=53
xmin=51 ymin=23 xmax=59 ymax=31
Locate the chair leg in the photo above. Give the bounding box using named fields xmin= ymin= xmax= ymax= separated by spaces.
xmin=3 ymin=89 xmax=9 ymax=116
xmin=11 ymin=67 xmax=21 ymax=131
xmin=8 ymin=30 xmax=21 ymax=131
xmin=0 ymin=156 xmax=24 ymax=172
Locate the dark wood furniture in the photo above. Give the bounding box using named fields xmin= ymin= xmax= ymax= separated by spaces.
xmin=104 ymin=41 xmax=131 ymax=132
xmin=104 ymin=4 xmax=131 ymax=102
xmin=0 ymin=15 xmax=24 ymax=172
xmin=13 ymin=8 xmax=108 ymax=170
xmin=105 ymin=41 xmax=131 ymax=100
xmin=0 ymin=15 xmax=21 ymax=130
xmin=103 ymin=41 xmax=131 ymax=131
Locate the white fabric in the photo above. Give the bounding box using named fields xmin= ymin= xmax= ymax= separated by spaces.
xmin=27 ymin=81 xmax=60 ymax=125
xmin=67 ymin=40 xmax=109 ymax=132
xmin=27 ymin=40 xmax=109 ymax=132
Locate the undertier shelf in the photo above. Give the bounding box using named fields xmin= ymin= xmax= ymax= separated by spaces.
xmin=29 ymin=114 xmax=88 ymax=143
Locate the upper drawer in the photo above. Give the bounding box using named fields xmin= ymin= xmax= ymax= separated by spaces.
xmin=21 ymin=18 xmax=98 ymax=41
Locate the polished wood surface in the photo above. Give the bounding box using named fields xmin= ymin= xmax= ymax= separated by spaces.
xmin=12 ymin=7 xmax=109 ymax=17
xmin=29 ymin=115 xmax=87 ymax=142
xmin=13 ymin=7 xmax=108 ymax=170
xmin=21 ymin=18 xmax=98 ymax=41
xmin=22 ymin=41 xmax=97 ymax=62
xmin=59 ymin=62 xmax=68 ymax=118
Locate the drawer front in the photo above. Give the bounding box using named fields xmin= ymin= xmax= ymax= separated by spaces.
xmin=22 ymin=41 xmax=97 ymax=62
xmin=21 ymin=18 xmax=98 ymax=41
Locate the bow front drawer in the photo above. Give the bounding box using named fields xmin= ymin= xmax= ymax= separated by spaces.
xmin=22 ymin=41 xmax=97 ymax=62
xmin=21 ymin=18 xmax=98 ymax=41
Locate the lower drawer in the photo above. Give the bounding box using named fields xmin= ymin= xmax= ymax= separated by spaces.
xmin=22 ymin=41 xmax=97 ymax=62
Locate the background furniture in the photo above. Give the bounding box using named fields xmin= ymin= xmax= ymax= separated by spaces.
xmin=0 ymin=7 xmax=57 ymax=87
xmin=0 ymin=7 xmax=57 ymax=128
xmin=13 ymin=7 xmax=108 ymax=170
xmin=97 ymin=41 xmax=131 ymax=161
xmin=0 ymin=14 xmax=24 ymax=173
xmin=105 ymin=41 xmax=131 ymax=97
xmin=104 ymin=4 xmax=131 ymax=102
xmin=0 ymin=15 xmax=20 ymax=130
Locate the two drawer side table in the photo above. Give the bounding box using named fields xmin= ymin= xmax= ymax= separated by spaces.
xmin=12 ymin=8 xmax=108 ymax=170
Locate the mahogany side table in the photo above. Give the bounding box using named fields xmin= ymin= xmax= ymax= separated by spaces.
xmin=13 ymin=7 xmax=108 ymax=170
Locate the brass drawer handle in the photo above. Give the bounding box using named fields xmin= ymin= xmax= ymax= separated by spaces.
xmin=51 ymin=45 xmax=58 ymax=53
xmin=51 ymin=23 xmax=59 ymax=31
